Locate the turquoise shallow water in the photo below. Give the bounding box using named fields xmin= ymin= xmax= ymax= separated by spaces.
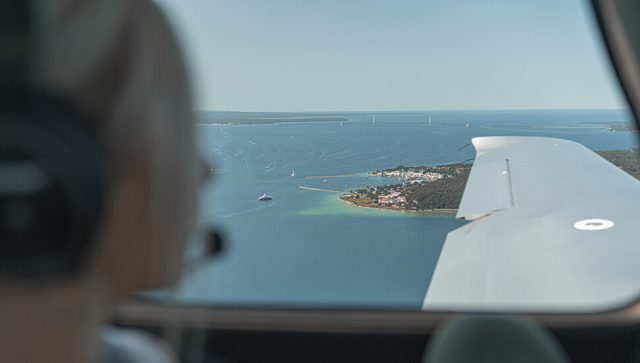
xmin=167 ymin=109 xmax=639 ymax=310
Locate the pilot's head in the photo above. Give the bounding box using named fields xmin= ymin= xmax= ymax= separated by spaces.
xmin=0 ymin=0 xmax=200 ymax=300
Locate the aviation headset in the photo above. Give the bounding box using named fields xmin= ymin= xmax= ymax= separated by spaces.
xmin=0 ymin=1 xmax=106 ymax=278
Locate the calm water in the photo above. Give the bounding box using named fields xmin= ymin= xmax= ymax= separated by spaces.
xmin=167 ymin=109 xmax=638 ymax=310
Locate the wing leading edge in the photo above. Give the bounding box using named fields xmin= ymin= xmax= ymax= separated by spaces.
xmin=423 ymin=136 xmax=640 ymax=311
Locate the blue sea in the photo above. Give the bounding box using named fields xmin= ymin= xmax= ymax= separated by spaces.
xmin=168 ymin=109 xmax=639 ymax=310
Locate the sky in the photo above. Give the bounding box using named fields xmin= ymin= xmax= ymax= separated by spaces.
xmin=154 ymin=0 xmax=628 ymax=112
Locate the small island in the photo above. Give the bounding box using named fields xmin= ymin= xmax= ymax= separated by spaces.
xmin=339 ymin=149 xmax=640 ymax=214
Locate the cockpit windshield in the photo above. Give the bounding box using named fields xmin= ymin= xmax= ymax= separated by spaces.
xmin=150 ymin=0 xmax=640 ymax=312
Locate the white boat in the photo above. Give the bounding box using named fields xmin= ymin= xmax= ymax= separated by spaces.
xmin=258 ymin=193 xmax=273 ymax=201
xmin=428 ymin=115 xmax=432 ymax=127
xmin=372 ymin=115 xmax=376 ymax=126
xmin=291 ymin=170 xmax=296 ymax=177
xmin=465 ymin=123 xmax=470 ymax=128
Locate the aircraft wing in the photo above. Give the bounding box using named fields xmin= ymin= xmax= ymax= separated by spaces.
xmin=423 ymin=136 xmax=640 ymax=312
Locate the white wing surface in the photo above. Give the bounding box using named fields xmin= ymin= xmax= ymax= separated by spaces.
xmin=423 ymin=136 xmax=640 ymax=312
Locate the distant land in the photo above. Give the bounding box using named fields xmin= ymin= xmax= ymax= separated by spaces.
xmin=340 ymin=149 xmax=640 ymax=214
xmin=199 ymin=111 xmax=638 ymax=127
xmin=581 ymin=121 xmax=639 ymax=132
xmin=199 ymin=111 xmax=355 ymax=125
xmin=198 ymin=110 xmax=442 ymax=125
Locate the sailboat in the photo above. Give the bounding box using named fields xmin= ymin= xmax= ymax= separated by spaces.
xmin=291 ymin=170 xmax=296 ymax=177
xmin=428 ymin=115 xmax=432 ymax=127
xmin=372 ymin=115 xmax=376 ymax=126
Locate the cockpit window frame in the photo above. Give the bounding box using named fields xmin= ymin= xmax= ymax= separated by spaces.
xmin=114 ymin=0 xmax=640 ymax=329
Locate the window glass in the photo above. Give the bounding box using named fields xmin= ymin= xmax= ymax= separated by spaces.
xmin=152 ymin=0 xmax=640 ymax=312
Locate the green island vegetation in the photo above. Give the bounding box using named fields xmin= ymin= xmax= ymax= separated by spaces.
xmin=339 ymin=149 xmax=640 ymax=214
xmin=598 ymin=149 xmax=640 ymax=179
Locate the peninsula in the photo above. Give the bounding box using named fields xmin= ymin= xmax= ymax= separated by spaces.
xmin=339 ymin=163 xmax=470 ymax=214
xmin=339 ymin=149 xmax=640 ymax=214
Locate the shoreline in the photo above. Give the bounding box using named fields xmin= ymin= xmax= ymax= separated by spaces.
xmin=337 ymin=196 xmax=457 ymax=216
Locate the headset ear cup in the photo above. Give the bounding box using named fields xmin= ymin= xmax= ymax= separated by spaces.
xmin=0 ymin=89 xmax=105 ymax=278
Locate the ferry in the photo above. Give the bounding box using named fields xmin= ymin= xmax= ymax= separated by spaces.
xmin=258 ymin=193 xmax=273 ymax=201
